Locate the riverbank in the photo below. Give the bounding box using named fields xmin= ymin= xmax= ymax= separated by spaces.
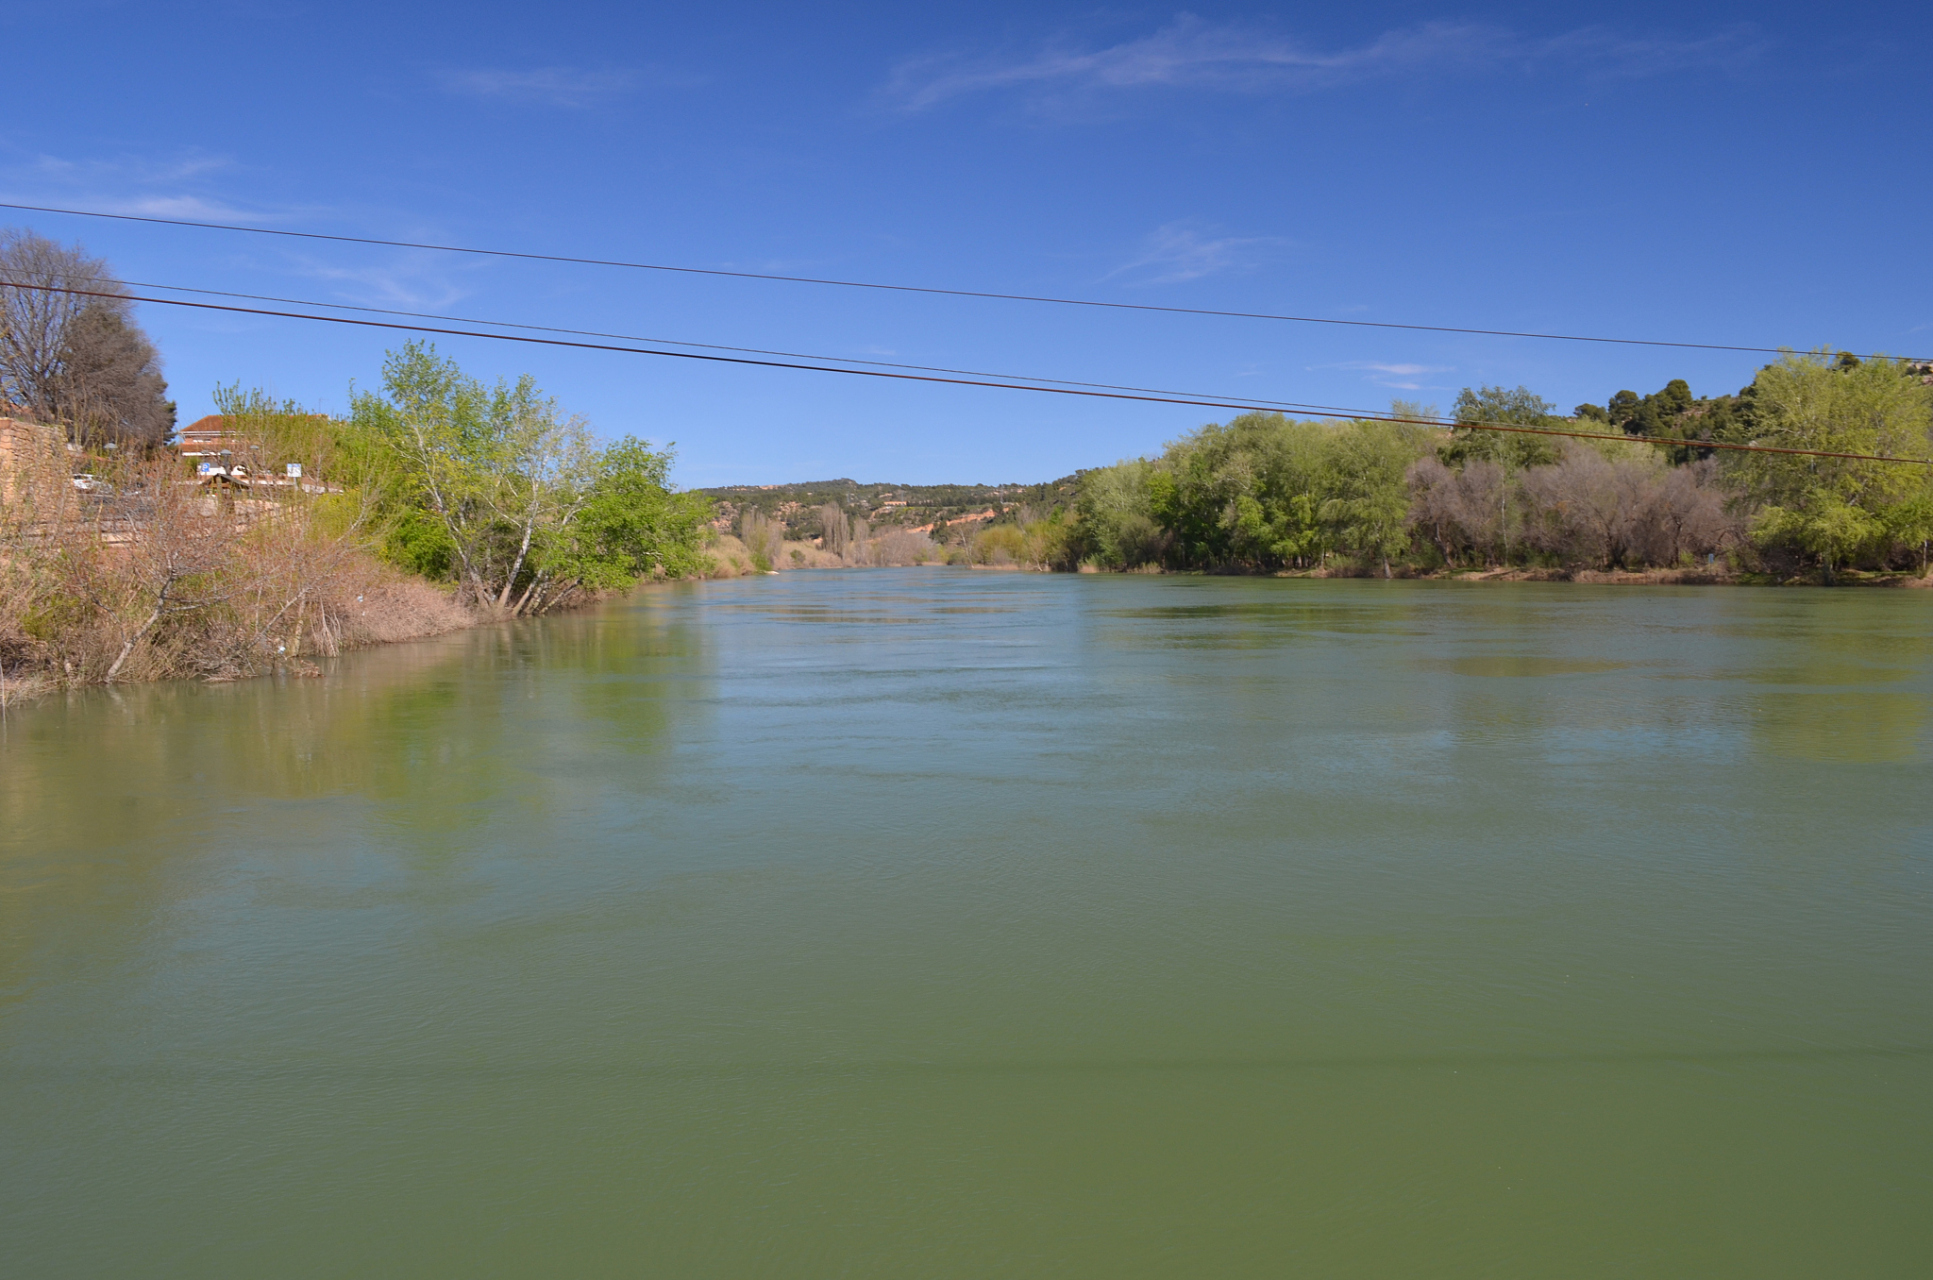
xmin=13 ymin=544 xmax=1924 ymax=706
xmin=0 ymin=535 xmax=816 ymax=705
xmin=0 ymin=555 xmax=474 ymax=706
xmin=1262 ymin=563 xmax=1933 ymax=588
xmin=725 ymin=551 xmax=1933 ymax=589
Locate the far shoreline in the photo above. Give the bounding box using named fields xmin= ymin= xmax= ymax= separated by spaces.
xmin=739 ymin=558 xmax=1933 ymax=590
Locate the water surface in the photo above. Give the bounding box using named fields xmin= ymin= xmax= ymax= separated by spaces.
xmin=4 ymin=572 xmax=1930 ymax=1276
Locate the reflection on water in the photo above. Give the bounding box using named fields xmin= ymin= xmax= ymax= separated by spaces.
xmin=1419 ymin=655 xmax=1636 ymax=677
xmin=1752 ymin=690 xmax=1925 ymax=762
xmin=2 ymin=573 xmax=1929 ymax=1278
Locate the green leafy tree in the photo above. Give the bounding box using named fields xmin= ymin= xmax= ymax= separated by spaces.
xmin=1321 ymin=420 xmax=1426 ymax=577
xmin=1140 ymin=413 xmax=1344 ymax=570
xmin=346 ymin=343 xmax=706 ymax=609
xmin=1882 ymin=489 xmax=1933 ymax=575
xmin=1445 ymin=385 xmax=1561 ymax=470
xmin=1602 ymin=377 xmax=1756 ymax=463
xmin=1075 ymin=458 xmax=1168 ymax=568
xmin=1075 ymin=411 xmax=1433 ymax=573
xmin=1732 ymin=351 xmax=1933 ymax=581
xmin=348 ymin=343 xmax=595 ymax=609
xmin=536 ymin=436 xmax=710 ymax=603
xmin=349 ymin=342 xmax=499 ymax=601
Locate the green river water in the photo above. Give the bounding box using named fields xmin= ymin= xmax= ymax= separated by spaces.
xmin=2 ymin=571 xmax=1930 ymax=1277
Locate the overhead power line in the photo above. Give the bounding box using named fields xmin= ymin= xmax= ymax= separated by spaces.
xmin=5 ymin=279 xmax=1928 ymax=467
xmin=3 ymin=200 xmax=1921 ymax=363
xmin=114 ymin=276 xmax=1372 ymax=418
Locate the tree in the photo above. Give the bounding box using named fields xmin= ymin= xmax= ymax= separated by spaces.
xmin=1882 ymin=490 xmax=1933 ymax=575
xmin=0 ymin=228 xmax=173 ymax=445
xmin=1441 ymin=385 xmax=1561 ymax=563
xmin=350 ymin=342 xmax=598 ymax=608
xmin=1321 ymin=420 xmax=1424 ymax=577
xmin=533 ymin=437 xmax=710 ymax=607
xmin=1133 ymin=412 xmax=1344 ymax=570
xmin=1446 ymin=385 xmax=1561 ymax=469
xmin=1731 ymin=351 xmax=1933 ymax=581
xmin=347 ymin=342 xmax=704 ymax=611
xmin=483 ymin=395 xmax=597 ymax=611
xmin=0 ymin=229 xmax=107 ymax=421
xmin=350 ymin=343 xmax=494 ymax=600
xmin=1517 ymin=444 xmax=1659 ymax=570
xmin=1408 ymin=454 xmax=1504 ymax=566
xmin=1602 ymin=376 xmax=1752 ymax=464
xmin=1074 ymin=457 xmax=1167 ymax=569
xmin=816 ymin=502 xmax=852 ymax=558
xmin=55 ymin=304 xmax=174 ymax=446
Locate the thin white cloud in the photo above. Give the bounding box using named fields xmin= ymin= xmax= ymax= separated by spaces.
xmin=288 ymin=252 xmax=478 ymax=310
xmin=24 ymin=153 xmax=233 ymax=185
xmin=1345 ymin=362 xmax=1453 ymax=377
xmin=885 ymin=15 xmax=1763 ymax=111
xmin=0 ymin=147 xmax=319 ymax=226
xmin=1108 ymin=222 xmax=1289 ymax=285
xmin=1535 ymin=24 xmax=1769 ymax=77
xmin=13 ymin=149 xmax=235 ymax=190
xmin=435 ymin=66 xmax=644 ymax=108
xmin=106 ymin=194 xmax=268 ymax=221
xmin=1325 ymin=360 xmax=1458 ymax=391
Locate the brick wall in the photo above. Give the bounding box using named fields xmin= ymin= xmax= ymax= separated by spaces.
xmin=0 ymin=416 xmax=65 ymax=505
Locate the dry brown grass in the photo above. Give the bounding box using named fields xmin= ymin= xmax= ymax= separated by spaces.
xmin=703 ymin=533 xmax=760 ymax=577
xmin=1 ymin=436 xmax=473 ymax=702
xmin=703 ymin=530 xmax=935 ymax=576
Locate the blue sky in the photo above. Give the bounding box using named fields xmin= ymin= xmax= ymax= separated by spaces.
xmin=2 ymin=1 xmax=1927 ymax=486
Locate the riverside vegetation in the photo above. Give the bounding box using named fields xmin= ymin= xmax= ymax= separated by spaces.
xmin=1 ymin=328 xmax=709 ymax=699
xmin=690 ymin=356 xmax=1933 ymax=582
xmin=899 ymin=355 xmax=1933 ymax=582
xmin=7 ymin=227 xmax=1931 ymax=703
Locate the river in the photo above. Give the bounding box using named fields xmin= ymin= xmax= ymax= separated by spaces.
xmin=3 ymin=571 xmax=1929 ymax=1277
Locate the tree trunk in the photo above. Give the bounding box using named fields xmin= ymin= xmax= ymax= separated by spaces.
xmin=105 ymin=605 xmax=163 ymax=682
xmin=288 ymin=596 xmax=308 ymax=659
xmin=512 ymin=572 xmax=544 ymax=616
xmin=497 ymin=520 xmax=537 ymax=611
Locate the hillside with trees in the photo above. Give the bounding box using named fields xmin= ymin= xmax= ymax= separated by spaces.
xmin=701 ymin=476 xmax=1076 ymax=537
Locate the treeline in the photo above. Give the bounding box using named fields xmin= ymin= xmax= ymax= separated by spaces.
xmin=1042 ymin=353 xmax=1933 ymax=581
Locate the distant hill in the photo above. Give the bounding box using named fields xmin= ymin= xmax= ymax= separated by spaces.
xmin=698 ymin=475 xmax=1080 ymax=539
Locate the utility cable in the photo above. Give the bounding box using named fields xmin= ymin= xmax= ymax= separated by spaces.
xmin=4 ymin=200 xmax=1923 ymax=363
xmin=113 ymin=277 xmax=1373 ymax=417
xmin=5 ymin=280 xmax=1928 ymax=467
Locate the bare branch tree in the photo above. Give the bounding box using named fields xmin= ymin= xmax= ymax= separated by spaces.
xmin=0 ymin=228 xmax=173 ymax=446
xmin=56 ymin=304 xmax=175 ymax=447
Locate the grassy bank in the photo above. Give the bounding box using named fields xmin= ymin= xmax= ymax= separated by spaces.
xmin=0 ymin=345 xmax=716 ymax=704
xmin=0 ymin=430 xmax=472 ymax=705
